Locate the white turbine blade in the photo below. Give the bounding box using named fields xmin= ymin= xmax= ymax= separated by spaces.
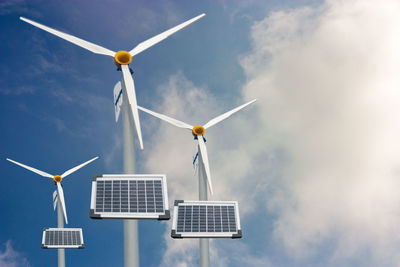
xmin=61 ymin=156 xmax=99 ymax=178
xmin=204 ymin=99 xmax=257 ymax=129
xmin=192 ymin=148 xmax=199 ymax=176
xmin=129 ymin=13 xmax=205 ymax=57
xmin=6 ymin=158 xmax=53 ymax=178
xmin=56 ymin=183 xmax=68 ymax=224
xmin=20 ymin=17 xmax=116 ymax=57
xmin=121 ymin=65 xmax=144 ymax=150
xmin=137 ymin=106 xmax=193 ymax=129
xmin=53 ymin=190 xmax=58 ymax=211
xmin=113 ymin=81 xmax=123 ymax=123
xmin=197 ymin=137 xmax=214 ymax=195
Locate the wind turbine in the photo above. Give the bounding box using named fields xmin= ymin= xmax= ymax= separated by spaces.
xmin=138 ymin=99 xmax=257 ymax=195
xmin=138 ymin=99 xmax=255 ymax=267
xmin=6 ymin=156 xmax=98 ymax=224
xmin=19 ymin=14 xmax=205 ymax=150
xmin=6 ymin=156 xmax=97 ymax=267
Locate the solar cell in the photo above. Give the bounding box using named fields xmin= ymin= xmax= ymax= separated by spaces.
xmin=171 ymin=200 xmax=242 ymax=238
xmin=41 ymin=228 xmax=84 ymax=249
xmin=90 ymin=174 xmax=170 ymax=220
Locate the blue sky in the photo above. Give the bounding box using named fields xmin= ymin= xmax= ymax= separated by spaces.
xmin=2 ymin=0 xmax=400 ymax=266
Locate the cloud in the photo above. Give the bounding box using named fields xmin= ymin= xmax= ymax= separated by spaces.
xmin=240 ymin=0 xmax=400 ymax=265
xmin=0 ymin=241 xmax=30 ymax=267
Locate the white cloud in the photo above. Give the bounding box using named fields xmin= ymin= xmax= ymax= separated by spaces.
xmin=240 ymin=0 xmax=400 ymax=265
xmin=0 ymin=241 xmax=30 ymax=267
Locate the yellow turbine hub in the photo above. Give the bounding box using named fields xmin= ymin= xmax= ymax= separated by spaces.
xmin=192 ymin=125 xmax=205 ymax=136
xmin=53 ymin=175 xmax=62 ymax=183
xmin=114 ymin=51 xmax=132 ymax=66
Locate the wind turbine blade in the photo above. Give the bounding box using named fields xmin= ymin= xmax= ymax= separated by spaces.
xmin=20 ymin=17 xmax=116 ymax=57
xmin=137 ymin=106 xmax=193 ymax=129
xmin=61 ymin=156 xmax=99 ymax=178
xmin=204 ymin=99 xmax=257 ymax=129
xmin=53 ymin=190 xmax=58 ymax=211
xmin=121 ymin=65 xmax=144 ymax=150
xmin=56 ymin=183 xmax=68 ymax=224
xmin=192 ymin=147 xmax=199 ymax=176
xmin=6 ymin=158 xmax=53 ymax=178
xmin=113 ymin=81 xmax=123 ymax=123
xmin=197 ymin=137 xmax=214 ymax=195
xmin=129 ymin=13 xmax=205 ymax=57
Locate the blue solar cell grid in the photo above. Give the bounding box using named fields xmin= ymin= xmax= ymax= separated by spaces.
xmin=95 ymin=179 xmax=164 ymax=213
xmin=176 ymin=204 xmax=237 ymax=233
xmin=42 ymin=229 xmax=83 ymax=248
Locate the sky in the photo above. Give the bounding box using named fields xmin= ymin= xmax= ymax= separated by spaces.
xmin=1 ymin=0 xmax=400 ymax=266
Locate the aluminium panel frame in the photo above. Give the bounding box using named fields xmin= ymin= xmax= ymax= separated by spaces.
xmin=171 ymin=200 xmax=242 ymax=239
xmin=90 ymin=174 xmax=170 ymax=220
xmin=41 ymin=228 xmax=84 ymax=249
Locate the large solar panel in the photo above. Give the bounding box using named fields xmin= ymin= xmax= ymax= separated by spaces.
xmin=90 ymin=174 xmax=170 ymax=220
xmin=41 ymin=228 xmax=84 ymax=249
xmin=171 ymin=200 xmax=242 ymax=238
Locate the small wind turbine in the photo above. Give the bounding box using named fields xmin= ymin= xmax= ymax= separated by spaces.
xmin=138 ymin=99 xmax=257 ymax=195
xmin=138 ymin=99 xmax=255 ymax=267
xmin=20 ymin=14 xmax=205 ymax=149
xmin=6 ymin=157 xmax=98 ymax=224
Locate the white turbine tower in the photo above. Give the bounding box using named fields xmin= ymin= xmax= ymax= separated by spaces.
xmin=6 ymin=156 xmax=98 ymax=267
xmin=19 ymin=14 xmax=205 ymax=150
xmin=138 ymin=99 xmax=256 ymax=267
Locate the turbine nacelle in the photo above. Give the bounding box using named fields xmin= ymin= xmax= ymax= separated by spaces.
xmin=114 ymin=51 xmax=132 ymax=66
xmin=53 ymin=175 xmax=62 ymax=183
xmin=192 ymin=125 xmax=205 ymax=136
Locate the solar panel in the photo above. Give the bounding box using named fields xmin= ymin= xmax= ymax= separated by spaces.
xmin=171 ymin=200 xmax=242 ymax=238
xmin=90 ymin=174 xmax=170 ymax=220
xmin=41 ymin=228 xmax=84 ymax=249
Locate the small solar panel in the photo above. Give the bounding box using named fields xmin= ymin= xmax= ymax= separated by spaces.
xmin=171 ymin=200 xmax=242 ymax=238
xmin=90 ymin=174 xmax=170 ymax=220
xmin=42 ymin=228 xmax=84 ymax=249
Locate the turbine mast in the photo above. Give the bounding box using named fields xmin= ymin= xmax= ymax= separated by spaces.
xmin=57 ymin=197 xmax=65 ymax=267
xmin=122 ymin=85 xmax=140 ymax=267
xmin=198 ymin=149 xmax=210 ymax=267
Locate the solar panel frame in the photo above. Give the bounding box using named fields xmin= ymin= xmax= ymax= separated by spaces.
xmin=41 ymin=228 xmax=84 ymax=249
xmin=90 ymin=174 xmax=170 ymax=220
xmin=171 ymin=200 xmax=242 ymax=238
